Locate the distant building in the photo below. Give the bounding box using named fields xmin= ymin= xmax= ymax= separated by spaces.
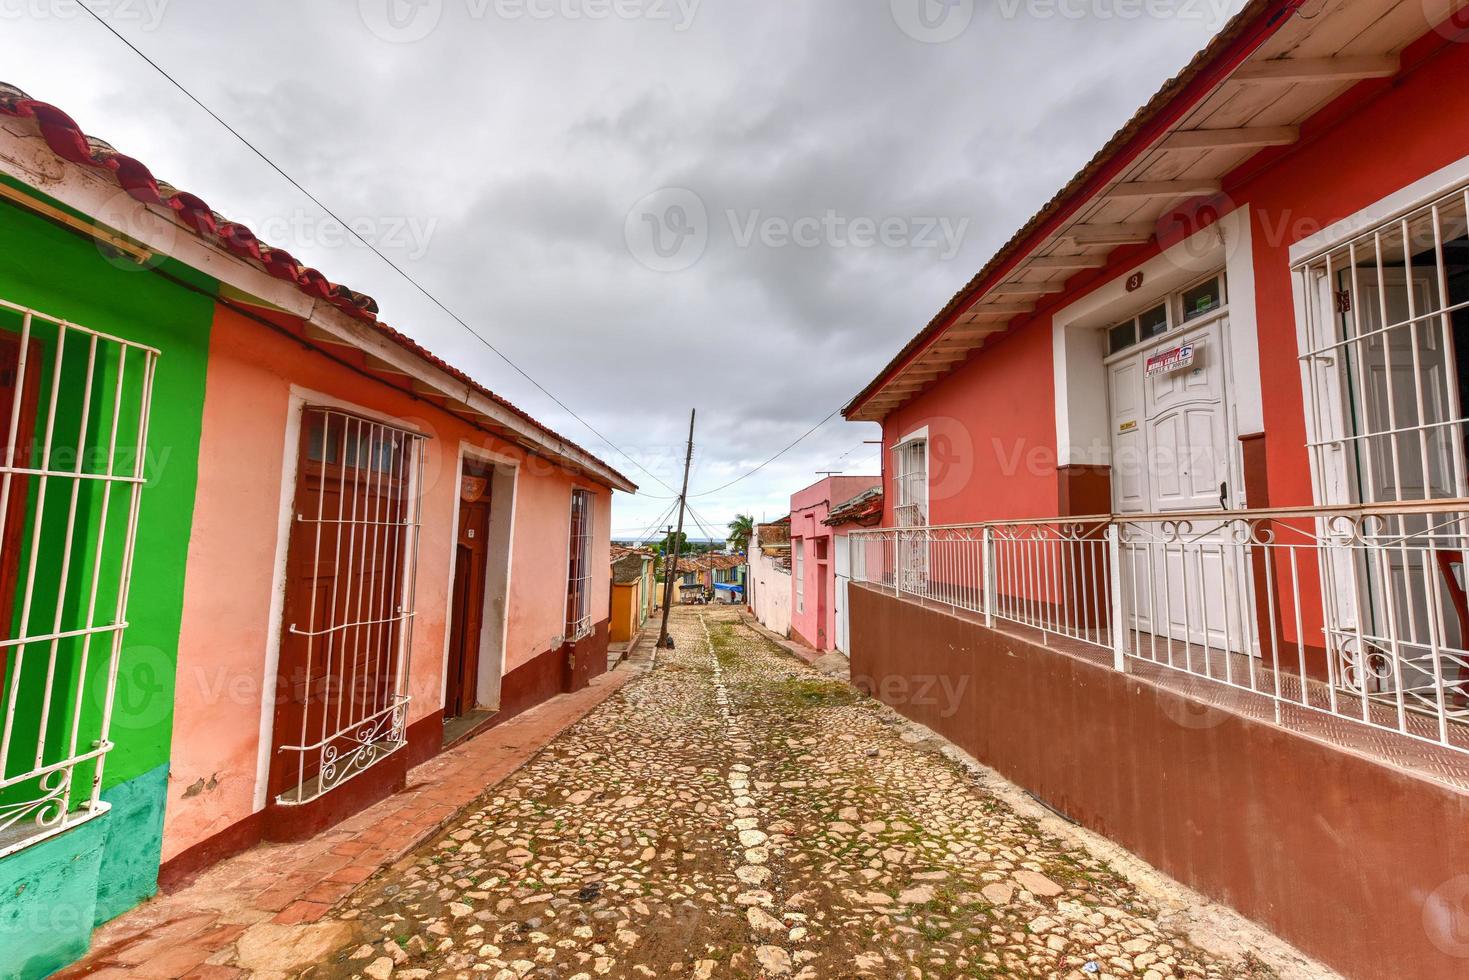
xmin=789 ymin=477 xmax=881 ymax=652
xmin=748 ymin=518 xmax=792 ymax=636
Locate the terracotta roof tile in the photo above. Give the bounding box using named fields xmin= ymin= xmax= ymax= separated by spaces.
xmin=824 ymin=486 xmax=883 ymax=527
xmin=0 ymin=83 xmax=633 ymax=490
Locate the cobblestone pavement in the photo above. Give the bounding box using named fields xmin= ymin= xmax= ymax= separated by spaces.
xmin=301 ymin=606 xmax=1282 ymax=980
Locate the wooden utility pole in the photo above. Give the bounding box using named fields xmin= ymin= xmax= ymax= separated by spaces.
xmin=658 ymin=409 xmax=696 ymax=649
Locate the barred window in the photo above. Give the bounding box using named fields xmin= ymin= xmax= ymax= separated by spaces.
xmin=1293 ymin=178 xmax=1469 ymax=722
xmin=271 ymin=408 xmax=425 ymax=806
xmin=0 ymin=299 xmax=158 ymax=857
xmin=566 ymin=489 xmax=594 ymax=642
xmin=893 ymin=438 xmax=928 ymax=528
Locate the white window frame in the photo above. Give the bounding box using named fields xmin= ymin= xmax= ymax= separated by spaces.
xmin=891 ymin=427 xmax=930 ymax=529
xmin=1291 ymin=165 xmax=1469 ymax=509
xmin=794 ymin=538 xmax=805 ymax=613
xmin=1288 ymin=158 xmax=1469 ymax=718
xmin=565 ymin=488 xmax=595 ymax=642
xmin=0 ymin=298 xmax=159 ymax=858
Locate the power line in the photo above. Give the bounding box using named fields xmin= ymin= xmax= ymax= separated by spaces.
xmin=78 ymin=7 xmax=680 ymax=499
xmin=684 ymin=505 xmax=721 ymax=546
xmin=625 ymin=497 xmax=680 ymax=546
xmin=689 ymin=407 xmax=842 ymax=498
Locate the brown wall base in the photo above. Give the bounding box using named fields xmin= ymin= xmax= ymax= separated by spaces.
xmin=159 ymin=811 xmax=265 ymax=893
xmin=848 ymin=584 xmax=1469 ymax=980
xmin=262 ymin=747 xmax=408 ymax=844
xmin=498 ymin=639 xmax=575 ymax=721
xmin=406 ymin=710 xmax=446 ymax=768
xmin=566 ymin=619 xmax=610 ymax=692
xmin=160 ymin=618 xmax=611 ymax=889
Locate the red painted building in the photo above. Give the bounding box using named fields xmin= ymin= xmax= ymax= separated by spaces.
xmin=843 ymin=3 xmax=1469 ymax=978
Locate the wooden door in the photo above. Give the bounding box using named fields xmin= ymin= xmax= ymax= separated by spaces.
xmin=269 ymin=409 xmax=415 ymax=802
xmin=1111 ymin=319 xmax=1244 ymax=651
xmin=0 ymin=332 xmax=40 ymax=709
xmin=445 ymin=470 xmax=492 ymax=720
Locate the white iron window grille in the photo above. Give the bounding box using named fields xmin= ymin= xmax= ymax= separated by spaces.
xmin=893 ymin=437 xmax=929 ymax=590
xmin=1294 ymin=178 xmax=1469 ymax=722
xmin=0 ymin=298 xmax=158 ymax=858
xmin=274 ymin=408 xmax=425 ymax=806
xmin=565 ymin=489 xmax=594 ymax=642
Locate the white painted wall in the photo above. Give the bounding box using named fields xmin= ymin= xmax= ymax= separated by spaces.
xmin=749 ymin=527 xmax=792 ymax=638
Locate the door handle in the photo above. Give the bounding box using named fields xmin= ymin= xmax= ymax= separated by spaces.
xmin=1219 ymin=481 xmax=1229 ymax=510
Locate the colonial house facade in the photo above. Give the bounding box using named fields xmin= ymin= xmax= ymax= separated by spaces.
xmin=842 ymin=3 xmax=1469 ymax=978
xmin=609 ymin=545 xmax=655 ymax=646
xmin=0 ymin=83 xmax=633 ymax=977
xmin=788 ymin=476 xmax=880 ymax=653
xmin=748 ymin=518 xmax=792 ymax=637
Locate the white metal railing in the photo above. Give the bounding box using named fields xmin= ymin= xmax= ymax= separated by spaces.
xmin=276 ymin=409 xmax=425 ymax=806
xmin=850 ymin=501 xmax=1469 ymax=758
xmin=0 ymin=299 xmax=158 ymax=858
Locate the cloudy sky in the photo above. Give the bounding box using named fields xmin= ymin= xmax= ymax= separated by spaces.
xmin=0 ymin=0 xmax=1245 ymax=541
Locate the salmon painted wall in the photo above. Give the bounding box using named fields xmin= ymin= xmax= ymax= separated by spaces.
xmin=880 ymin=315 xmax=1059 ymax=525
xmin=163 ymin=304 xmax=613 ymax=862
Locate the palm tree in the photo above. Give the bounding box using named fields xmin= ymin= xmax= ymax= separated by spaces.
xmin=727 ymin=514 xmax=755 ymax=553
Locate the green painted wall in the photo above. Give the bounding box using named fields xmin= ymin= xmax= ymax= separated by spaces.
xmin=0 ymin=808 xmax=107 ymax=980
xmin=0 ymin=183 xmax=215 ymax=978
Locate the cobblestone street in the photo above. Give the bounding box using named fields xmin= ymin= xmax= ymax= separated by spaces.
xmin=302 ymin=607 xmax=1285 ymax=980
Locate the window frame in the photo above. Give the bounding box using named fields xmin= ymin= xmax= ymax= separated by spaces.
xmin=565 ymin=488 xmax=595 ymax=642
xmin=794 ymin=538 xmax=805 ymax=613
xmin=891 ymin=428 xmax=930 ymax=529
xmin=0 ymin=297 xmax=160 ymax=859
xmin=1104 ymin=273 xmax=1228 ymax=358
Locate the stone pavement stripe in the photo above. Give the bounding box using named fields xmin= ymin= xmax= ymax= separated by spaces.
xmin=57 ymin=661 xmax=640 ymax=979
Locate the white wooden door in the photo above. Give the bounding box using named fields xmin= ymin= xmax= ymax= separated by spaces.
xmin=1110 ymin=318 xmax=1245 ymax=651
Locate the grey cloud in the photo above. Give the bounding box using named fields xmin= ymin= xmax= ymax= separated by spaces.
xmin=0 ymin=0 xmax=1243 ymax=534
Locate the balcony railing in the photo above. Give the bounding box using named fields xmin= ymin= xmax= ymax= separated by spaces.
xmin=850 ymin=502 xmax=1469 ymax=760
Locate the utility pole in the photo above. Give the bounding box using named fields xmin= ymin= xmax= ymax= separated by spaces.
xmin=658 ymin=409 xmax=696 ymax=649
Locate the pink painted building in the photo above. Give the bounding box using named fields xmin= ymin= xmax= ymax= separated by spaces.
xmin=789 ymin=476 xmax=880 ymax=652
xmin=163 ymin=301 xmax=631 ymax=877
